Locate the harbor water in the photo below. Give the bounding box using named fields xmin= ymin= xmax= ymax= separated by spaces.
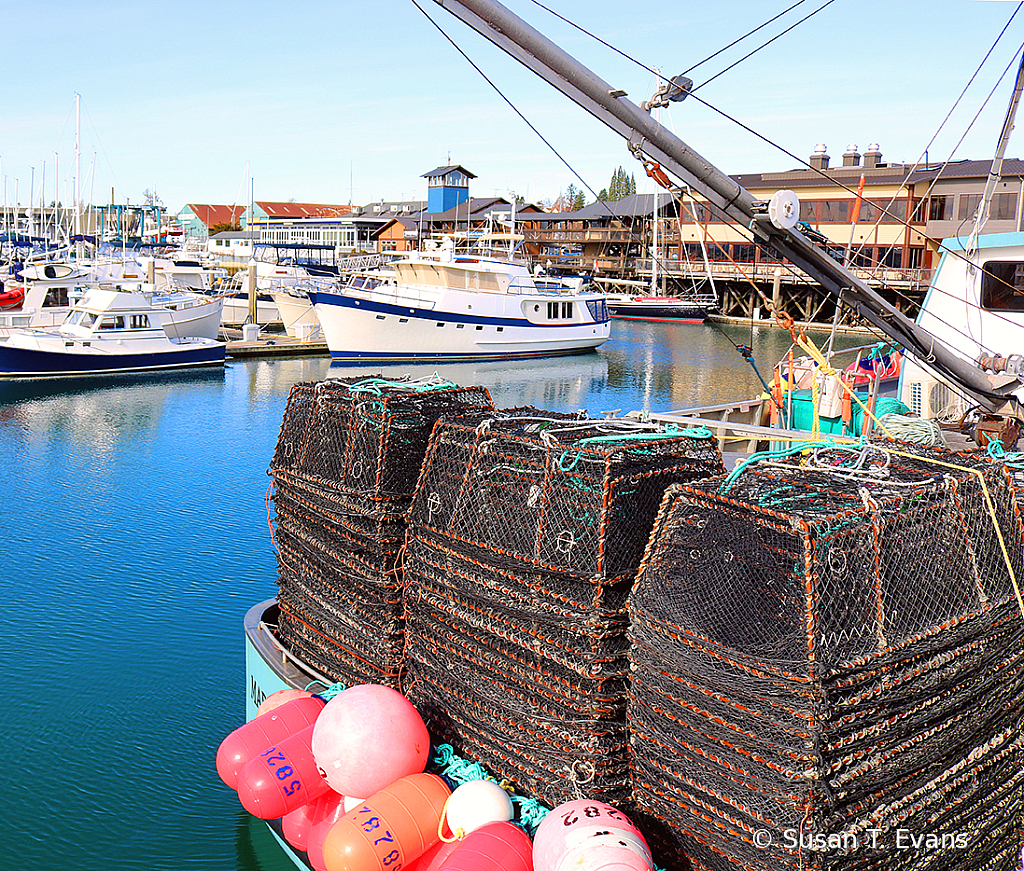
xmin=2 ymin=319 xmax=864 ymax=870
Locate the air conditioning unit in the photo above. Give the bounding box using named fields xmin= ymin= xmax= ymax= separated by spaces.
xmin=907 ymin=377 xmax=965 ymax=420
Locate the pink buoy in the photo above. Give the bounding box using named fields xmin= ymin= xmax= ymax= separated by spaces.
xmin=405 ymin=838 xmax=460 ymax=871
xmin=533 ymin=800 xmax=652 ymax=871
xmin=283 ymin=789 xmax=341 ymax=853
xmin=236 ymin=724 xmax=332 ymax=819
xmin=438 ymin=821 xmax=533 ymax=871
xmin=311 ymin=684 xmax=430 ymax=798
xmin=216 ymin=695 xmax=325 ymax=789
xmin=307 ymin=792 xmax=348 ymax=871
xmin=258 ymin=688 xmax=314 ymax=717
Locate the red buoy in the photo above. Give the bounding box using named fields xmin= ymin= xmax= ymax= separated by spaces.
xmin=321 ymin=773 xmax=451 ymax=871
xmin=307 ymin=793 xmax=349 ymax=871
xmin=236 ymin=724 xmax=331 ymax=819
xmin=216 ymin=695 xmax=325 ymax=788
xmin=283 ymin=789 xmax=342 ymax=853
xmin=438 ymin=821 xmax=534 ymax=871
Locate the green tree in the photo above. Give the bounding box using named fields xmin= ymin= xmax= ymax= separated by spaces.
xmin=209 ymin=221 xmax=240 ymax=235
xmin=601 ymin=167 xmax=636 ymax=201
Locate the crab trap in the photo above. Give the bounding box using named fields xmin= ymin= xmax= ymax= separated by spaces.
xmin=270 ymin=375 xmax=494 ymax=503
xmin=269 ymin=376 xmax=494 ymax=688
xmin=404 ymin=413 xmax=725 ymax=809
xmin=627 ymin=441 xmax=1024 ymax=870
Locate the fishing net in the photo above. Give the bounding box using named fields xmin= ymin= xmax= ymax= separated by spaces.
xmin=404 ymin=414 xmax=725 ymax=808
xmin=627 ymin=440 xmax=1024 ymax=870
xmin=269 ymin=375 xmax=494 ymax=688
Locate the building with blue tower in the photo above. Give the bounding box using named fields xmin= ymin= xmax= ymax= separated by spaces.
xmin=423 ymin=165 xmax=476 ymax=214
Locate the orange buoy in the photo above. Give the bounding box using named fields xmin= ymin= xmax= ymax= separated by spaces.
xmin=321 ymin=773 xmax=451 ymax=871
xmin=236 ymin=724 xmax=332 ymax=819
xmin=216 ymin=695 xmax=325 ymax=789
xmin=439 ymin=821 xmax=533 ymax=871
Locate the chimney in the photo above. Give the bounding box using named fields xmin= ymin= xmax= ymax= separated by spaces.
xmin=843 ymin=144 xmax=861 ymax=167
xmin=810 ymin=143 xmax=829 ymax=170
xmin=863 ymin=143 xmax=883 ymax=168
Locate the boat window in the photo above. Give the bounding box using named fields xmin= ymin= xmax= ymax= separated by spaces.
xmin=97 ymin=316 xmax=126 ymax=330
xmin=64 ymin=310 xmax=83 ymax=326
xmin=547 ymin=301 xmax=559 ymax=319
xmin=130 ymin=315 xmax=150 ymax=329
xmin=562 ymin=301 xmax=573 ymax=318
xmin=81 ymin=313 xmax=97 ymax=327
xmin=981 ymin=261 xmax=1024 ymax=311
xmin=42 ymin=287 xmax=70 ymax=307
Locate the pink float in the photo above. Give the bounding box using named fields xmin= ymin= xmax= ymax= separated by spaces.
xmin=236 ymin=724 xmax=331 ymax=819
xmin=439 ymin=821 xmax=533 ymax=871
xmin=307 ymin=792 xmax=348 ymax=871
xmin=533 ymin=800 xmax=652 ymax=871
xmin=216 ymin=694 xmax=325 ymax=789
xmin=311 ymin=684 xmax=430 ymax=797
xmin=257 ymin=688 xmax=314 ymax=717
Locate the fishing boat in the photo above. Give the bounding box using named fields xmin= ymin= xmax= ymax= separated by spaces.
xmin=0 ymin=287 xmax=225 ymax=377
xmin=310 ymin=233 xmax=610 ymax=361
xmin=223 ymin=3 xmax=1024 ymax=871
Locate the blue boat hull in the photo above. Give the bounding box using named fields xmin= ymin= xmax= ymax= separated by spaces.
xmin=0 ymin=342 xmax=226 ymax=378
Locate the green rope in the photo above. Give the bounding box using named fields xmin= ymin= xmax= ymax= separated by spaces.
xmin=987 ymin=439 xmax=1024 ymax=469
xmin=719 ymin=439 xmax=838 ymax=493
xmin=430 ymin=744 xmax=551 ymax=836
xmin=315 ymin=682 xmax=348 ymax=700
xmin=346 ymin=376 xmax=458 ymax=396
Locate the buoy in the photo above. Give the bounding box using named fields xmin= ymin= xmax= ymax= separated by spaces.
xmin=216 ymin=694 xmax=325 ymax=789
xmin=321 ymin=772 xmax=451 ymax=871
xmin=307 ymin=792 xmax=348 ymax=871
xmin=284 ymin=789 xmax=342 ymax=853
xmin=236 ymin=724 xmax=332 ymax=819
xmin=438 ymin=821 xmax=533 ymax=871
xmin=444 ymin=780 xmax=514 ymax=837
xmin=533 ymin=800 xmax=652 ymax=871
xmin=405 ymin=838 xmax=459 ymax=871
xmin=257 ymin=688 xmax=314 ymax=717
xmin=311 ymin=684 xmax=430 ymax=798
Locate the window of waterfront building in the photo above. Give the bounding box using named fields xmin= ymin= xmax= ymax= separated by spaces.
xmin=958 ymin=194 xmax=983 ymax=221
xmin=929 ymin=196 xmax=954 ymax=221
xmin=819 ymin=200 xmax=852 ymax=223
xmin=981 ymin=261 xmax=1024 ymax=311
xmin=992 ymin=192 xmax=1018 ymax=220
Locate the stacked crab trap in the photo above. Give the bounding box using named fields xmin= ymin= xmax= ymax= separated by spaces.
xmin=402 ymin=412 xmax=725 ymax=808
xmin=268 ymin=376 xmax=494 ymax=688
xmin=627 ymin=441 xmax=1024 ymax=870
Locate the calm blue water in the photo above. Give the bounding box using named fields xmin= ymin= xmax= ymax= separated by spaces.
xmin=0 ymin=320 xmax=861 ymax=870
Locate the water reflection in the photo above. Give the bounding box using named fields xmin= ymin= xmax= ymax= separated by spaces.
xmin=0 ymin=368 xmax=226 ymax=451
xmin=227 ymin=322 xmax=868 ymax=418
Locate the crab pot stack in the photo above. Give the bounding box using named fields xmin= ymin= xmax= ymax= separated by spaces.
xmin=403 ymin=414 xmax=725 ymax=808
xmin=628 ymin=443 xmax=1024 ymax=870
xmin=268 ymin=377 xmax=494 ymax=687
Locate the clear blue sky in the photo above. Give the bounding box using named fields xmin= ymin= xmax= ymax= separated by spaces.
xmin=2 ymin=0 xmax=1023 ymax=214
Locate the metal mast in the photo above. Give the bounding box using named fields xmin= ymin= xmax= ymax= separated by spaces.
xmin=430 ymin=0 xmax=1020 ymax=413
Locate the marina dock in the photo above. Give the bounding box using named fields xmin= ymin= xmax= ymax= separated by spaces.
xmin=220 ymin=328 xmax=330 ymax=359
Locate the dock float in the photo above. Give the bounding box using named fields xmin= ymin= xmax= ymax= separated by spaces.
xmin=221 ymin=330 xmax=330 ymax=359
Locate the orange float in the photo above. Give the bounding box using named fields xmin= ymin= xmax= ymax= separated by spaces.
xmin=321 ymin=773 xmax=451 ymax=871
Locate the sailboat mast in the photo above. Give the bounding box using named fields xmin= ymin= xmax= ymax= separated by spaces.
xmin=74 ymin=93 xmax=82 ymax=256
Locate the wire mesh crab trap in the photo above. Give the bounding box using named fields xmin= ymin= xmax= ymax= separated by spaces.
xmin=627 ymin=441 xmax=1024 ymax=870
xmin=404 ymin=413 xmax=725 ymax=809
xmin=269 ymin=376 xmax=494 ymax=688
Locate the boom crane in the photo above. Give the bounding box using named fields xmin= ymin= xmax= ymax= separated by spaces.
xmin=430 ymin=0 xmax=1023 ymax=419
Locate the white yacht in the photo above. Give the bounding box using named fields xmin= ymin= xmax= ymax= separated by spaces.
xmin=0 ymin=261 xmax=224 ymax=340
xmin=0 ymin=288 xmax=225 ymax=377
xmin=310 ymin=235 xmax=610 ymax=361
